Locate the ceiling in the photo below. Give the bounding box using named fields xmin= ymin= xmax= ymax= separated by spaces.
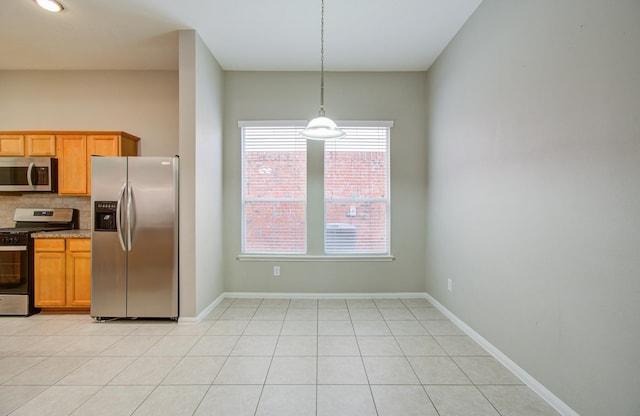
xmin=0 ymin=0 xmax=481 ymax=71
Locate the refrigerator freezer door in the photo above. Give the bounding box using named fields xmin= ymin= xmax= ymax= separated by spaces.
xmin=90 ymin=157 xmax=128 ymax=318
xmin=126 ymin=157 xmax=179 ymax=318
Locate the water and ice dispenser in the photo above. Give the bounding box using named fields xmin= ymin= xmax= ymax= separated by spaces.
xmin=94 ymin=201 xmax=117 ymax=232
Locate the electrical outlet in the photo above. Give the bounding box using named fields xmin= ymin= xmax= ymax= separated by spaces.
xmin=447 ymin=278 xmax=453 ymax=291
xmin=273 ymin=266 xmax=280 ymax=277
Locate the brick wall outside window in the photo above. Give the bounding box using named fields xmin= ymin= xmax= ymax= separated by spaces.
xmin=243 ymin=150 xmax=306 ymax=253
xmin=325 ymin=150 xmax=388 ymax=253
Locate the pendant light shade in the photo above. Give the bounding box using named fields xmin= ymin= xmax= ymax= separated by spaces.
xmin=301 ymin=0 xmax=345 ymax=141
xmin=301 ymin=116 xmax=346 ymax=140
xmin=35 ymin=0 xmax=64 ymax=12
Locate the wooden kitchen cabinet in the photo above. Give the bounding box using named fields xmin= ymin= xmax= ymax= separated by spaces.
xmin=87 ymin=134 xmax=121 ymax=156
xmin=0 ymin=130 xmax=140 ymax=194
xmin=34 ymin=238 xmax=91 ymax=312
xmin=57 ymin=132 xmax=139 ymax=195
xmin=0 ymin=134 xmax=55 ymax=156
xmin=66 ymin=239 xmax=91 ymax=307
xmin=34 ymin=239 xmax=67 ymax=307
xmin=56 ymin=135 xmax=87 ymax=194
xmin=26 ymin=135 xmax=56 ymax=156
xmin=0 ymin=134 xmax=25 ymax=156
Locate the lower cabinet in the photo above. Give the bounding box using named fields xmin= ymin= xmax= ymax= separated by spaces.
xmin=34 ymin=238 xmax=91 ymax=312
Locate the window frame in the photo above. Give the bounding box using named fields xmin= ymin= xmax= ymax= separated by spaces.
xmin=238 ymin=120 xmax=395 ymax=262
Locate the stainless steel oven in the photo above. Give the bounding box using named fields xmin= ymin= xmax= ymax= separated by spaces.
xmin=0 ymin=208 xmax=78 ymax=316
xmin=0 ymin=235 xmax=30 ymax=315
xmin=0 ymin=157 xmax=58 ymax=193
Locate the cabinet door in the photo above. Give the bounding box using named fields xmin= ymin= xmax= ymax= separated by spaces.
xmin=87 ymin=135 xmax=120 ymax=157
xmin=34 ymin=243 xmax=66 ymax=307
xmin=87 ymin=135 xmax=121 ymax=196
xmin=66 ymin=250 xmax=91 ymax=307
xmin=0 ymin=135 xmax=25 ymax=156
xmin=66 ymin=239 xmax=91 ymax=307
xmin=57 ymin=135 xmax=87 ymax=195
xmin=26 ymin=135 xmax=56 ymax=157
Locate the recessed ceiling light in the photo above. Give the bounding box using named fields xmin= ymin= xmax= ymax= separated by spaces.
xmin=35 ymin=0 xmax=64 ymax=12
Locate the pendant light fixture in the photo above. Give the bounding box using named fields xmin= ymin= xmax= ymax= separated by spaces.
xmin=35 ymin=0 xmax=64 ymax=12
xmin=301 ymin=0 xmax=346 ymax=140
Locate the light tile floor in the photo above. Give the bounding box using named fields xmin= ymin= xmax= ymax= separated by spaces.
xmin=0 ymin=298 xmax=561 ymax=416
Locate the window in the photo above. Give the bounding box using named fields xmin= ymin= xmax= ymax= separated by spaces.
xmin=241 ymin=121 xmax=391 ymax=256
xmin=241 ymin=126 xmax=307 ymax=254
xmin=324 ymin=127 xmax=390 ymax=254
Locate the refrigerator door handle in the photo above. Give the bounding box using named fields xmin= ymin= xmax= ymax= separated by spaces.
xmin=116 ymin=182 xmax=127 ymax=251
xmin=127 ymin=181 xmax=133 ymax=252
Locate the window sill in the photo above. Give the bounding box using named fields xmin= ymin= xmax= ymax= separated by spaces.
xmin=237 ymin=255 xmax=395 ymax=262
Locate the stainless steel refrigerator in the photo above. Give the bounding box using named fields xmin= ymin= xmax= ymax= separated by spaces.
xmin=90 ymin=156 xmax=179 ymax=320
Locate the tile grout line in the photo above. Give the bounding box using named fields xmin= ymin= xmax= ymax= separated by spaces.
xmin=251 ymin=297 xmax=289 ymax=416
xmin=189 ymin=317 xmax=224 ymax=416
xmin=397 ymin=298 xmax=445 ymax=416
xmin=364 ymin=298 xmax=385 ymax=416
xmin=195 ymin=297 xmax=256 ymax=415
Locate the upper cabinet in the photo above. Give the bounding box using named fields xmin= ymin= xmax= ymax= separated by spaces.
xmin=0 ymin=134 xmax=56 ymax=156
xmin=26 ymin=135 xmax=56 ymax=156
xmin=0 ymin=131 xmax=140 ymax=196
xmin=0 ymin=135 xmax=26 ymax=156
xmin=57 ymin=135 xmax=87 ymax=195
xmin=57 ymin=132 xmax=140 ymax=196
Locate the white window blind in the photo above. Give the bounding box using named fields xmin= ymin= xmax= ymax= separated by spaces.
xmin=324 ymin=126 xmax=390 ymax=254
xmin=241 ymin=126 xmax=307 ymax=254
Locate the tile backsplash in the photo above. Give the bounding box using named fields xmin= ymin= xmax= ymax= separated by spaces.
xmin=0 ymin=194 xmax=91 ymax=229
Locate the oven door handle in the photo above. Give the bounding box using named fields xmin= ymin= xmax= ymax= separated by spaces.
xmin=0 ymin=246 xmax=27 ymax=251
xmin=26 ymin=162 xmax=35 ymax=189
xmin=116 ymin=182 xmax=127 ymax=252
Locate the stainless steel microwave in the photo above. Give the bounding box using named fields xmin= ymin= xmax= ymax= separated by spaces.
xmin=0 ymin=158 xmax=58 ymax=193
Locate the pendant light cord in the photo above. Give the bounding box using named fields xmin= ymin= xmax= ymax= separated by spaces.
xmin=319 ymin=0 xmax=326 ymax=116
xmin=302 ymin=0 xmax=346 ymax=140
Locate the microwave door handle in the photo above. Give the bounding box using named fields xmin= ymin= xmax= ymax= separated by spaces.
xmin=127 ymin=182 xmax=133 ymax=252
xmin=115 ymin=182 xmax=127 ymax=251
xmin=26 ymin=162 xmax=35 ymax=189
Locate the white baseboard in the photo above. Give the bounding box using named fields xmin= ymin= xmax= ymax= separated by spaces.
xmin=224 ymin=291 xmax=426 ymax=299
xmin=424 ymin=293 xmax=579 ymax=416
xmin=178 ymin=292 xmax=226 ymax=324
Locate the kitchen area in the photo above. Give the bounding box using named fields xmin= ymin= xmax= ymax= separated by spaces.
xmin=0 ymin=132 xmax=179 ymax=320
